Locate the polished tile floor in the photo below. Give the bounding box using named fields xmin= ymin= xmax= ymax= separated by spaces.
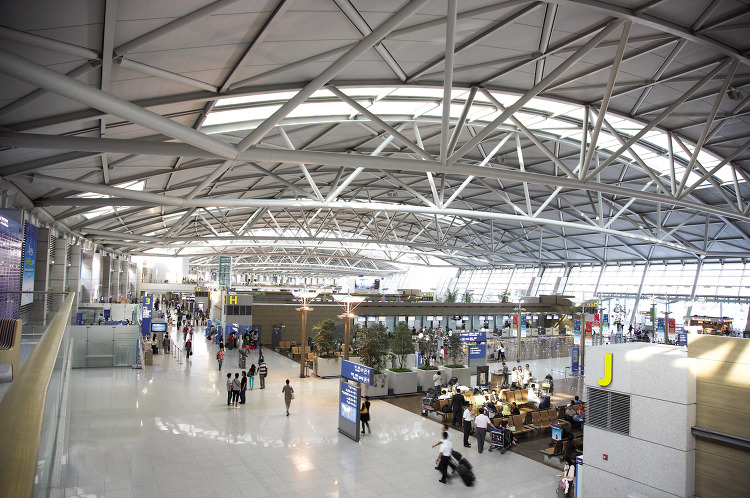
xmin=63 ymin=333 xmax=561 ymax=497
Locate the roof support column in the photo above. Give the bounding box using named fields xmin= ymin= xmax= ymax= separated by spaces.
xmin=629 ymin=263 xmax=650 ymax=329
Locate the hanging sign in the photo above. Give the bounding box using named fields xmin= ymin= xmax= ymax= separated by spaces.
xmin=341 ymin=360 xmax=373 ymax=386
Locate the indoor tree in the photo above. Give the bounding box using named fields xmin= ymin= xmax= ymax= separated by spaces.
xmin=445 ymin=331 xmax=466 ymax=368
xmin=312 ymin=318 xmax=339 ymax=358
xmin=390 ymin=322 xmax=414 ymax=371
xmin=358 ymin=322 xmax=389 ymax=373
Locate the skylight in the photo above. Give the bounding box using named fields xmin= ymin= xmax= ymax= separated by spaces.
xmin=201 ymin=86 xmax=741 ymax=189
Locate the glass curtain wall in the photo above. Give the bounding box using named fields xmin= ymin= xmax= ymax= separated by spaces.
xmin=430 ymin=262 xmax=749 ymax=331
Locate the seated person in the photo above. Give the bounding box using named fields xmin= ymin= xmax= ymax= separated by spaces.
xmin=572 ymin=395 xmax=583 ymax=404
xmin=510 ymin=402 xmax=520 ymax=415
xmin=538 ymin=394 xmax=551 ymax=410
xmin=501 ymin=403 xmax=512 ymax=417
xmin=489 ymin=390 xmax=499 ymax=404
xmin=527 ymin=384 xmax=540 ymax=408
xmin=484 ymin=402 xmax=496 ymax=418
xmin=564 ymin=402 xmax=578 ymax=422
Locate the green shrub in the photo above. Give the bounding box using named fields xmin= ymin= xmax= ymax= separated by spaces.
xmin=313 ymin=318 xmax=339 ymax=358
xmin=418 ymin=365 xmax=438 ymax=370
xmin=390 ymin=322 xmax=414 ymax=369
xmin=389 ymin=367 xmax=412 ymax=373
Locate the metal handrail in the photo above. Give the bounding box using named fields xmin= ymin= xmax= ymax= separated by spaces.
xmin=0 ymin=292 xmax=75 ymax=497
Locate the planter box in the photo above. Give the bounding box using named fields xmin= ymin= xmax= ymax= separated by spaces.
xmin=386 ymin=369 xmax=419 ymax=395
xmin=439 ymin=365 xmax=471 ymax=387
xmin=314 ymin=356 xmax=341 ymax=378
xmin=413 ymin=367 xmax=440 ymax=392
xmin=362 ymin=373 xmax=388 ymax=397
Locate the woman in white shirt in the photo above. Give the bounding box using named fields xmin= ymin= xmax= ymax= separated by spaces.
xmin=558 ymin=456 xmax=575 ymax=497
xmin=511 ymin=367 xmax=520 ymax=387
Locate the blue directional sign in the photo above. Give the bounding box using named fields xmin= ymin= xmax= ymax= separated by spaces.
xmin=339 ymin=382 xmax=359 ymax=423
xmin=341 ymin=360 xmax=373 ymax=386
xmin=459 ymin=330 xmax=486 ymax=343
xmin=469 ymin=344 xmax=487 ymax=359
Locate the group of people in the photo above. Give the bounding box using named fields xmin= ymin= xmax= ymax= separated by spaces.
xmin=225 ymin=362 xmax=269 ymax=408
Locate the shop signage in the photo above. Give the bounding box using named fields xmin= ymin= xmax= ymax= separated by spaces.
xmin=459 ymin=330 xmax=486 ymax=343
xmin=469 ymin=344 xmax=486 ymax=359
xmin=341 ymin=360 xmax=373 ymax=386
xmin=598 ymin=352 xmax=613 ymax=386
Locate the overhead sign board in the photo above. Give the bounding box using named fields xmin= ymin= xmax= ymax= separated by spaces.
xmin=341 ymin=360 xmax=373 ymax=386
xmin=469 ymin=344 xmax=486 ymax=359
xmin=459 ymin=330 xmax=486 ymax=343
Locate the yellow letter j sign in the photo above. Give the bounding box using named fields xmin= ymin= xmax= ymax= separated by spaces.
xmin=598 ymin=353 xmax=613 ymax=386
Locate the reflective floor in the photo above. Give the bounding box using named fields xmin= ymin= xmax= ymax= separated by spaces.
xmin=63 ymin=333 xmax=560 ymax=497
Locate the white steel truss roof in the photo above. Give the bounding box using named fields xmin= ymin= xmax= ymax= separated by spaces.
xmin=0 ymin=0 xmax=748 ymax=277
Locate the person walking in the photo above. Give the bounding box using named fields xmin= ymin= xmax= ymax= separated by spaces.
xmin=499 ymin=342 xmax=506 ymax=361
xmin=258 ymin=361 xmax=267 ymax=389
xmin=240 ymin=371 xmax=248 ymax=404
xmin=282 ymin=379 xmax=294 ymax=416
xmin=360 ymin=396 xmax=371 ymax=434
xmin=433 ymin=431 xmax=453 ymax=484
xmin=462 ymin=405 xmax=473 ymax=448
xmin=226 ymin=373 xmax=233 ymax=406
xmin=216 ymin=347 xmax=224 ymax=370
xmin=248 ymin=364 xmax=256 ymax=390
xmin=163 ymin=332 xmax=170 ymax=354
xmin=231 ymin=373 xmax=241 ymax=408
xmin=433 ymin=371 xmax=442 ymax=390
xmin=185 ymin=338 xmax=192 ymax=359
xmin=474 ymin=408 xmax=496 ymax=453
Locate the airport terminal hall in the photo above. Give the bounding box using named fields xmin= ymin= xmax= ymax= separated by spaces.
xmin=1 ymin=1 xmax=750 ymax=497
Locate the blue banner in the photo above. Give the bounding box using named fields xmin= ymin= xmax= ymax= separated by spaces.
xmin=21 ymin=222 xmax=37 ymax=306
xmin=521 ymin=315 xmax=527 ymax=337
xmin=459 ymin=330 xmax=486 ymax=343
xmin=341 ymin=360 xmax=373 ymax=385
xmin=574 ymin=320 xmax=581 ymax=345
xmin=469 ymin=343 xmax=486 ymax=359
xmin=339 ymin=381 xmax=359 ymax=424
xmin=571 ymin=346 xmax=580 ymax=375
xmin=141 ymin=295 xmax=153 ymax=336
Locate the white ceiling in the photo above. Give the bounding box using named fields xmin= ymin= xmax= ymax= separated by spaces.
xmin=0 ymin=0 xmax=748 ymax=277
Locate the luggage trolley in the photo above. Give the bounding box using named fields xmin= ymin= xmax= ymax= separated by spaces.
xmin=488 ymin=427 xmax=514 ymax=454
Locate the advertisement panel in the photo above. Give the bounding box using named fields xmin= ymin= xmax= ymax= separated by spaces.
xmin=668 ymin=318 xmax=676 ymax=342
xmin=574 ymin=320 xmax=581 ymax=345
xmin=584 ymin=321 xmax=593 ymax=346
xmin=520 ymin=315 xmax=527 ymax=338
xmin=21 ymin=222 xmax=37 ymax=306
xmin=512 ymin=315 xmax=518 ymax=337
xmin=657 ymin=317 xmax=665 ymax=343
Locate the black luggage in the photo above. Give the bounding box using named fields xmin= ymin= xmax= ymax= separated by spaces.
xmin=238 ymin=351 xmax=247 ymax=369
xmin=456 ymin=463 xmax=475 ymax=486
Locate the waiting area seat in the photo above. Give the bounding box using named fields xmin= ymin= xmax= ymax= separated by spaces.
xmin=0 ymin=318 xmax=21 ymax=380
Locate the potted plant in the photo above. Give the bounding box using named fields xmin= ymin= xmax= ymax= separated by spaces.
xmin=440 ymin=331 xmax=471 ymax=386
xmin=312 ymin=319 xmax=340 ymax=378
xmin=414 ymin=328 xmax=439 ymax=390
xmin=387 ymin=322 xmax=418 ymax=394
xmin=358 ymin=322 xmax=389 ymax=396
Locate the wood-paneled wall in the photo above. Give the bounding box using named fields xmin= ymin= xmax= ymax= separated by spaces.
xmin=689 ymin=335 xmax=750 ymax=498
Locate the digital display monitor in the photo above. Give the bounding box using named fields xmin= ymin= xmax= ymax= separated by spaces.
xmin=355 ymin=277 xmax=380 ymax=290
xmin=150 ymin=322 xmax=167 ymax=333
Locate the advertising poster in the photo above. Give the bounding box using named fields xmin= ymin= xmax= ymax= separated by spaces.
xmin=602 ymin=313 xmax=609 ymax=336
xmin=21 ymin=222 xmax=37 ymax=306
xmin=584 ymin=321 xmax=593 ymax=346
xmin=512 ymin=315 xmax=518 ymax=337
xmin=657 ymin=317 xmax=665 ymax=343
xmin=573 ymin=320 xmax=581 ymax=345
xmin=520 ymin=315 xmax=527 ymax=338
xmin=668 ymin=318 xmax=676 ymax=342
